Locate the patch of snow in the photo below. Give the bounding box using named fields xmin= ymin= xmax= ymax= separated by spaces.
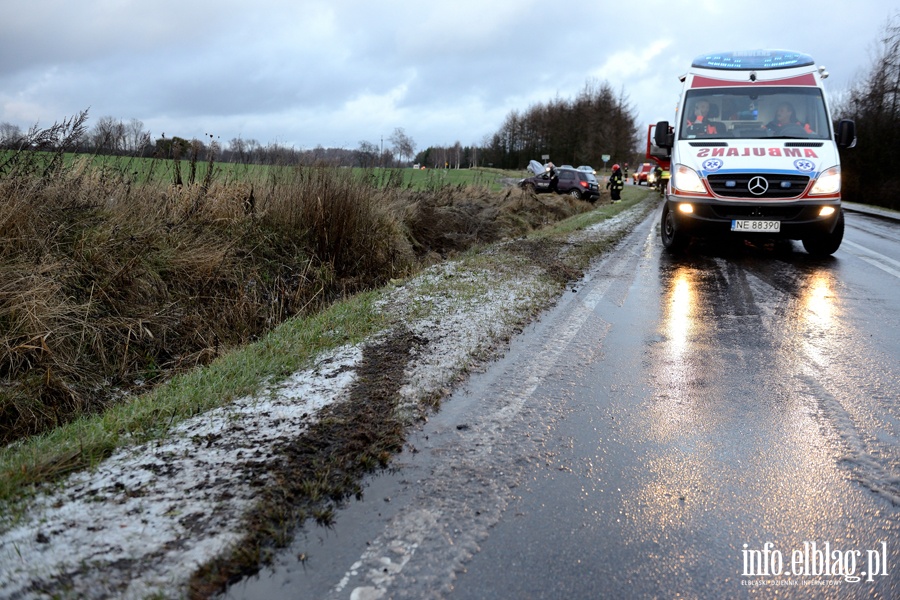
xmin=0 ymin=346 xmax=361 ymax=599
xmin=375 ymin=261 xmax=556 ymax=417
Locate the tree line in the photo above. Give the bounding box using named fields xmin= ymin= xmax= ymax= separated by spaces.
xmin=835 ymin=11 xmax=900 ymax=209
xmin=410 ymin=80 xmax=638 ymax=171
xmin=476 ymin=80 xmax=639 ymax=171
xmin=0 ymin=118 xmax=421 ymax=169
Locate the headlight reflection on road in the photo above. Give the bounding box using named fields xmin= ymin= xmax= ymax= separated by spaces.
xmin=801 ymin=272 xmax=835 ymax=328
xmin=665 ymin=269 xmax=696 ymax=358
xmin=796 ymin=271 xmax=838 ymax=368
xmin=636 ymin=265 xmax=848 ymax=552
xmin=651 ymin=266 xmax=703 ymax=437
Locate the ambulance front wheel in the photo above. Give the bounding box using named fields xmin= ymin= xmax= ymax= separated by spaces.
xmin=660 ymin=203 xmax=689 ymax=253
xmin=802 ymin=210 xmax=844 ymax=256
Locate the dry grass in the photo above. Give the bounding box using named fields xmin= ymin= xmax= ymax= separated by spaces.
xmin=0 ymin=143 xmax=594 ymax=447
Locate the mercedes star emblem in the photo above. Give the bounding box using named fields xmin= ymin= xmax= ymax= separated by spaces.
xmin=748 ymin=176 xmax=769 ymax=196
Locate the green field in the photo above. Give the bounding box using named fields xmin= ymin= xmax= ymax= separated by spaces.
xmin=1 ymin=150 xmax=526 ymax=192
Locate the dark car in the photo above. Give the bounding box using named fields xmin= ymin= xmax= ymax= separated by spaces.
xmin=519 ymin=160 xmax=601 ymax=202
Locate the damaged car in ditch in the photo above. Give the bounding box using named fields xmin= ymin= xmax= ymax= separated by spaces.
xmin=518 ymin=160 xmax=600 ymax=202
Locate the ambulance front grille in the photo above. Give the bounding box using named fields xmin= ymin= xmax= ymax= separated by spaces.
xmin=706 ymin=174 xmax=811 ymax=199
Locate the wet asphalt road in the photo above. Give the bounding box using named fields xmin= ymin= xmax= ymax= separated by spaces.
xmin=225 ymin=205 xmax=900 ymax=599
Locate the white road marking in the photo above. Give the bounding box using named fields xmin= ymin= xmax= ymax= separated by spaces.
xmin=842 ymin=240 xmax=900 ymax=280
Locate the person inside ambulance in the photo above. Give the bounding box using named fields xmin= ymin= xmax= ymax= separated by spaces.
xmin=684 ymin=99 xmax=725 ymax=137
xmin=765 ymin=102 xmax=815 ymax=136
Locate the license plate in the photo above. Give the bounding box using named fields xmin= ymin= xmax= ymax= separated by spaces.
xmin=731 ymin=219 xmax=781 ymax=233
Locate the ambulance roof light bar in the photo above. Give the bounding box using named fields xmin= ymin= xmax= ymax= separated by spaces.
xmin=691 ymin=50 xmax=815 ymax=71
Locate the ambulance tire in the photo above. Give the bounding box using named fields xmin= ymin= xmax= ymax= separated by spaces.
xmin=802 ymin=210 xmax=844 ymax=256
xmin=660 ymin=203 xmax=689 ymax=253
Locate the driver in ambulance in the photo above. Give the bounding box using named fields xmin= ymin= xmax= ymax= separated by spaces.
xmin=765 ymin=102 xmax=815 ymax=135
xmin=685 ymin=99 xmax=724 ymax=136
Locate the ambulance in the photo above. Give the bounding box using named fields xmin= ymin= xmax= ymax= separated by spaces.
xmin=652 ymin=50 xmax=856 ymax=255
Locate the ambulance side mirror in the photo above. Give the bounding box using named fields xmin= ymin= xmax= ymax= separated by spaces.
xmin=654 ymin=121 xmax=674 ymax=149
xmin=836 ymin=119 xmax=856 ymax=149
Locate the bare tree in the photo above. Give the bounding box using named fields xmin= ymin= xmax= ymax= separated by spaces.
xmin=0 ymin=122 xmax=23 ymax=148
xmin=91 ymin=116 xmax=126 ymax=153
xmin=389 ymin=127 xmax=416 ymax=166
xmin=451 ymin=141 xmax=462 ymax=169
xmin=244 ymin=139 xmax=261 ymax=163
xmin=228 ymin=137 xmax=247 ymax=163
xmin=124 ymin=118 xmax=150 ymax=153
xmin=354 ymin=140 xmax=379 ymax=168
xmin=438 ymin=146 xmax=450 ymax=169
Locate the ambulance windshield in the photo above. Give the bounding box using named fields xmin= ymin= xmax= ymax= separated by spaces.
xmin=680 ymin=87 xmax=829 ymax=141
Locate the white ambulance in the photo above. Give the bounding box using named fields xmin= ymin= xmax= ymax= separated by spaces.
xmin=652 ymin=50 xmax=856 ymax=255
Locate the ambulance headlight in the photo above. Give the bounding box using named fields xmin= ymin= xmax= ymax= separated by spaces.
xmin=810 ymin=166 xmax=841 ymax=195
xmin=673 ymin=164 xmax=707 ymax=194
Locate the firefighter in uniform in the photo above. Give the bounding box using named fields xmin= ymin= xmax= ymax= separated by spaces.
xmin=607 ymin=164 xmax=624 ymax=202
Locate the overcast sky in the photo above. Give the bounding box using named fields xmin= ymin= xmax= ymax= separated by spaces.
xmin=2 ymin=1 xmax=897 ymax=155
